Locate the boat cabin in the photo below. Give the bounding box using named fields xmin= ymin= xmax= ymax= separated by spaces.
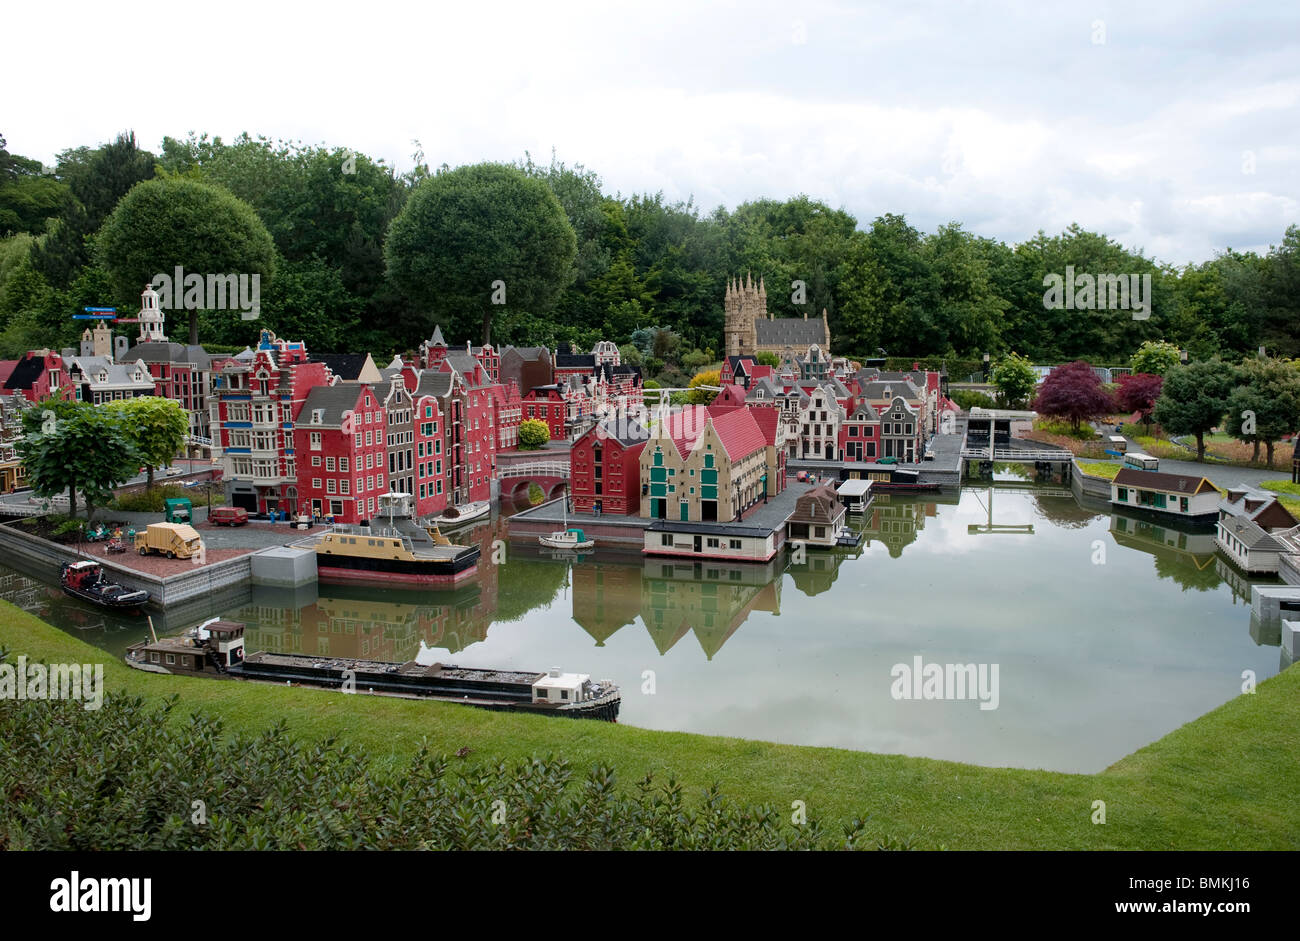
xmin=531 ymin=669 xmax=595 ymax=704
xmin=135 ymin=620 xmax=245 ymax=674
xmin=835 ymin=478 xmax=874 ymax=512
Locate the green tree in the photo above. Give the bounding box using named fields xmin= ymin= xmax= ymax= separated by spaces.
xmin=755 ymin=351 xmax=781 ymax=368
xmin=96 ymin=177 xmax=278 ymax=345
xmin=1130 ymin=340 xmax=1182 ymax=376
xmin=687 ymin=369 xmax=722 ymax=404
xmin=990 ymin=352 xmax=1036 ymax=408
xmin=385 ymin=163 xmax=576 ymax=345
xmin=1151 ymin=359 xmax=1241 ymax=461
xmin=517 ymin=418 xmax=550 ymax=450
xmin=0 ymin=134 xmax=73 ymax=235
xmin=1223 ymin=357 xmax=1300 ymax=465
xmin=31 ymin=131 xmax=156 ymax=289
xmin=103 ymin=396 xmax=190 ymax=490
xmin=17 ymin=402 xmax=140 ymax=518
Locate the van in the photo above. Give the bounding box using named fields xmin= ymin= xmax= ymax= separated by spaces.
xmin=135 ymin=523 xmax=204 ymax=559
xmin=209 ymin=506 xmax=249 ymax=526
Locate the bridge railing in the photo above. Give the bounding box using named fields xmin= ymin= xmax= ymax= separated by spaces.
xmin=497 ymin=461 xmax=571 ymax=478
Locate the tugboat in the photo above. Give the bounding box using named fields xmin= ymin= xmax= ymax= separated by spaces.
xmin=125 ymin=618 xmax=245 ymax=675
xmin=315 ymin=522 xmax=480 ymax=586
xmin=59 ymin=560 xmax=149 ymax=610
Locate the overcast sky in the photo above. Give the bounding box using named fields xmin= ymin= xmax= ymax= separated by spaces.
xmin=10 ymin=0 xmax=1298 ymax=265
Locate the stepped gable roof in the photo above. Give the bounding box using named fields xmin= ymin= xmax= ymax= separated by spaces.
xmin=753 ymin=317 xmax=827 ymax=347
xmin=413 ymin=370 xmax=454 ymax=399
xmin=709 ymin=406 xmax=767 ymax=460
xmin=0 ymin=361 xmax=16 ymax=387
xmin=1113 ymin=467 xmax=1218 ymax=494
xmin=301 ymin=382 xmax=367 ymax=426
xmin=791 ymin=483 xmax=843 ymax=524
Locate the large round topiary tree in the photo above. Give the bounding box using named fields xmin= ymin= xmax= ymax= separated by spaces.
xmin=97 ymin=177 xmax=277 ymax=345
xmin=384 ymin=163 xmax=577 ymax=345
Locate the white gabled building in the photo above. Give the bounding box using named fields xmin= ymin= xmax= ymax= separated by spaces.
xmin=1215 ymin=484 xmax=1300 ymax=573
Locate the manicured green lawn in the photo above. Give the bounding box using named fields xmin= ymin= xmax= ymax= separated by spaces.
xmin=3 ymin=601 xmax=1298 ymax=849
xmin=1076 ymin=461 xmax=1121 ymax=480
xmin=1260 ymin=480 xmax=1300 ymax=517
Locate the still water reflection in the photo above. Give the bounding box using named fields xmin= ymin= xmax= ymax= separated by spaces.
xmin=2 ymin=485 xmax=1288 ymax=773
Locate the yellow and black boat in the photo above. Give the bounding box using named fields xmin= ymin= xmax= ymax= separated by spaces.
xmin=315 ymin=522 xmax=480 ymax=587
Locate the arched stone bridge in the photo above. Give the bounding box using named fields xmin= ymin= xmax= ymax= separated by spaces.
xmin=496 ymin=455 xmax=571 ymax=503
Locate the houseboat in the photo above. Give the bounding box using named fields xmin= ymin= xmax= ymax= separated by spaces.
xmin=834 ymin=478 xmax=874 ymax=513
xmin=229 ymin=652 xmax=620 ymax=721
xmin=59 ymin=560 xmax=149 ymax=610
xmin=1110 ymin=467 xmax=1220 ymax=530
xmin=125 ymin=619 xmax=246 ymax=675
xmin=788 ymin=484 xmax=850 ymax=549
xmin=315 ymin=522 xmax=480 ymax=586
xmin=856 ymin=466 xmax=941 ymax=492
xmin=1214 ymin=484 xmax=1300 ymax=574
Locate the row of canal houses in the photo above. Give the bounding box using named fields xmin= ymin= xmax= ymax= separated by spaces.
xmin=213 ymin=326 xmax=645 ymax=523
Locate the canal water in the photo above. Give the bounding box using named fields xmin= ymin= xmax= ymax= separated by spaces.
xmin=1 ymin=481 xmax=1285 ymax=773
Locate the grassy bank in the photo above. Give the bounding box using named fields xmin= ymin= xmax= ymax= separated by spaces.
xmin=3 ymin=601 xmax=1298 ymax=849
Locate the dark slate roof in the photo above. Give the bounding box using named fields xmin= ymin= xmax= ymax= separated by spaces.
xmin=613 ymin=363 xmax=641 ymax=378
xmin=414 ymin=371 xmax=454 ymax=399
xmin=301 ymin=383 xmax=365 ymax=426
xmin=753 ymin=317 xmax=827 ymax=347
xmin=595 ymin=416 xmax=650 ymax=447
xmin=125 ymin=341 xmax=212 ymax=368
xmin=555 ymin=353 xmax=596 ymax=368
xmin=1219 ymin=514 xmax=1284 ymax=551
xmin=745 ymin=377 xmax=781 ymax=402
xmin=859 ymin=380 xmax=923 ymax=403
xmin=443 ymin=353 xmax=481 ymax=378
xmin=314 ymin=353 xmax=370 ymax=381
xmin=2 ymin=355 xmax=45 ymax=390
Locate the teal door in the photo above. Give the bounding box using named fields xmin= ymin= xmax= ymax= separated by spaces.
xmin=680 ymin=501 xmax=689 ymax=521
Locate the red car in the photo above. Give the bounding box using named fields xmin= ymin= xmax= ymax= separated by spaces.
xmin=209 ymin=506 xmax=249 ymax=526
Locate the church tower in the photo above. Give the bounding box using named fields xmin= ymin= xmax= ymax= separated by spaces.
xmin=81 ymin=320 xmax=113 ymax=358
xmin=723 ymin=273 xmax=767 ymax=357
xmin=137 ymin=284 xmax=168 ymax=344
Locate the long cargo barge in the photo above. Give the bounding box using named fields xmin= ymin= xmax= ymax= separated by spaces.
xmin=125 ymin=619 xmax=620 ymax=721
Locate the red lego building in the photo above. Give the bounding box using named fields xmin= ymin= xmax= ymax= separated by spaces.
xmin=1 ymin=350 xmax=71 ymax=403
xmin=570 ymin=415 xmax=650 ymax=515
xmin=295 ymin=382 xmax=389 ymax=523
xmin=522 ymin=384 xmax=568 ymax=441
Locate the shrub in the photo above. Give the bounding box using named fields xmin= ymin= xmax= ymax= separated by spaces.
xmin=950 ymin=390 xmax=997 ymax=411
xmin=527 ymin=482 xmax=544 ymax=505
xmin=0 ymin=694 xmax=927 ymax=850
xmin=517 ymin=419 xmax=550 ymax=450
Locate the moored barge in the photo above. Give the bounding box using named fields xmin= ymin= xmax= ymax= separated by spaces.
xmin=315 ymin=522 xmax=480 ymax=586
xmin=229 ymin=652 xmax=620 ymax=721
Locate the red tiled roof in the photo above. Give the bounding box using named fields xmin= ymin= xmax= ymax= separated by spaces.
xmin=709 ymin=407 xmax=767 ymax=460
xmin=748 ymin=404 xmax=780 ymax=446
xmin=659 ymin=405 xmax=711 ymax=460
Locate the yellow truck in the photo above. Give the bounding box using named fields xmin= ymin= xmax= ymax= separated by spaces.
xmin=134 ymin=522 xmax=203 ymax=560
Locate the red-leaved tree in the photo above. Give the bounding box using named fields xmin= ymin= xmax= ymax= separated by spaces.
xmin=1114 ymin=372 xmax=1164 ymax=433
xmin=1033 ymin=361 xmax=1114 ymax=432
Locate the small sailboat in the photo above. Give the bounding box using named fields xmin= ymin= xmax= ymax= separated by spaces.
xmin=433 ymin=500 xmax=491 ymax=527
xmin=538 ymin=499 xmax=595 ymax=551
